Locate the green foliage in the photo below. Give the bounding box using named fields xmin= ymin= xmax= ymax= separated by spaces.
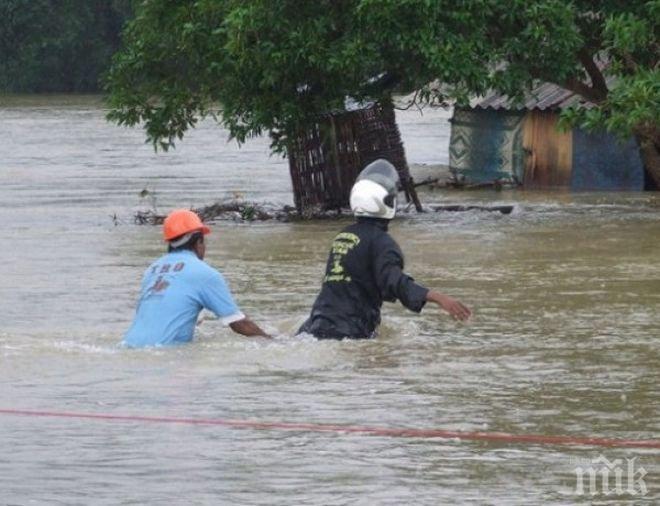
xmin=105 ymin=0 xmax=659 ymax=157
xmin=107 ymin=0 xmax=387 ymax=151
xmin=0 ymin=0 xmax=133 ymax=93
xmin=106 ymin=1 xmax=228 ymax=149
xmin=560 ymin=69 xmax=660 ymax=138
xmin=558 ymin=1 xmax=659 ymax=139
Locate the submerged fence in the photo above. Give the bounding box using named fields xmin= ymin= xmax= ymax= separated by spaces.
xmin=287 ymin=102 xmax=422 ymax=214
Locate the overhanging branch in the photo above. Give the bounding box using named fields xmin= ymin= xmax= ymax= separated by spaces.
xmin=562 ymin=77 xmax=604 ymax=104
xmin=577 ymin=48 xmax=608 ymax=101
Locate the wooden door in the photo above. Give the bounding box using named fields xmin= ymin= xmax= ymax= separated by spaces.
xmin=522 ymin=111 xmax=573 ymax=188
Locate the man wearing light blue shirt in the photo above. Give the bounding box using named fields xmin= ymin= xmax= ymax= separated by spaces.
xmin=123 ymin=209 xmax=269 ymax=347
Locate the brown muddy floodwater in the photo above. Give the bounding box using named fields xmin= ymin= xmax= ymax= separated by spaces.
xmin=0 ymin=96 xmax=658 ymax=505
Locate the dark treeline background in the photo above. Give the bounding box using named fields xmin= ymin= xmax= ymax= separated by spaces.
xmin=0 ymin=0 xmax=133 ymax=93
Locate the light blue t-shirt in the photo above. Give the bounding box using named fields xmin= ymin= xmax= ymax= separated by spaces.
xmin=122 ymin=250 xmax=244 ymax=347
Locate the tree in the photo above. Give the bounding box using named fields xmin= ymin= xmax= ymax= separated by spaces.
xmin=105 ymin=0 xmax=659 ymax=188
xmin=356 ymin=0 xmax=659 ymax=187
xmin=0 ymin=0 xmax=133 ymax=92
xmin=557 ymin=3 xmax=660 ymax=188
xmin=106 ymin=0 xmax=387 ymax=152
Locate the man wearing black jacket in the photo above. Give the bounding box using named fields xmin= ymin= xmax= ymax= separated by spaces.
xmin=299 ymin=159 xmax=471 ymax=340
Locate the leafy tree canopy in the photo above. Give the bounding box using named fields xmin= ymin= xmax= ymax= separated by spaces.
xmin=105 ymin=0 xmax=659 ymax=184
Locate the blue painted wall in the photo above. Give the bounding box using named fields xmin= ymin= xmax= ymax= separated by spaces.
xmin=571 ymin=129 xmax=644 ymax=190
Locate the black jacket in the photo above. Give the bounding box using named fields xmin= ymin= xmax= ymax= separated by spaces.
xmin=299 ymin=218 xmax=429 ymax=339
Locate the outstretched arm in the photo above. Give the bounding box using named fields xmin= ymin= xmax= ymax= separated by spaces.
xmin=230 ymin=317 xmax=272 ymax=338
xmin=426 ymin=290 xmax=471 ymax=321
xmin=200 ymin=271 xmax=271 ymax=338
xmin=372 ymin=235 xmax=472 ymax=320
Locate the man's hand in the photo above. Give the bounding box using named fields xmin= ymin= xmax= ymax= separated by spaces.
xmin=229 ymin=318 xmax=272 ymax=338
xmin=426 ymin=290 xmax=472 ymax=321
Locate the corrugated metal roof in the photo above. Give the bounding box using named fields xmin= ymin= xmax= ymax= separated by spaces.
xmin=472 ymin=82 xmax=594 ymax=111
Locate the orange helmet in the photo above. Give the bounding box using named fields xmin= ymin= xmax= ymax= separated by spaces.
xmin=163 ymin=209 xmax=211 ymax=241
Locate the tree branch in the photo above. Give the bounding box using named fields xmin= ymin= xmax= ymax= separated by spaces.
xmin=578 ymin=47 xmax=608 ymax=100
xmin=394 ymin=89 xmax=419 ymax=111
xmin=563 ymin=76 xmax=605 ymax=104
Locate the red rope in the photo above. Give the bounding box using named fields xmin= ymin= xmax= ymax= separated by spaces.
xmin=1 ymin=408 xmax=658 ymax=449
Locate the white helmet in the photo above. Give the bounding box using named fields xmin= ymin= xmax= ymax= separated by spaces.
xmin=350 ymin=159 xmax=400 ymax=219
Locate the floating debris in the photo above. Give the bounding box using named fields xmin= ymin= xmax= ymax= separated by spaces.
xmin=431 ymin=204 xmax=515 ymax=214
xmin=133 ymin=201 xmax=347 ymax=225
xmin=132 ymin=198 xmax=515 ymax=226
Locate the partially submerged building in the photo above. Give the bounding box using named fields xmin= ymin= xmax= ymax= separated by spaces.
xmin=449 ymin=83 xmax=645 ymax=190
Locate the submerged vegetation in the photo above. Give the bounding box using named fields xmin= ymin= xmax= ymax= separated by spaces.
xmin=132 ymin=200 xmax=515 ymax=225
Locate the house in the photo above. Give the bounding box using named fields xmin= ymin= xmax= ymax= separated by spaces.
xmin=449 ymin=83 xmax=645 ymax=190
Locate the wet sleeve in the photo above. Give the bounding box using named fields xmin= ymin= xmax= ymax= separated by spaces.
xmin=199 ymin=271 xmax=245 ymax=325
xmin=372 ymin=237 xmax=429 ymax=313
